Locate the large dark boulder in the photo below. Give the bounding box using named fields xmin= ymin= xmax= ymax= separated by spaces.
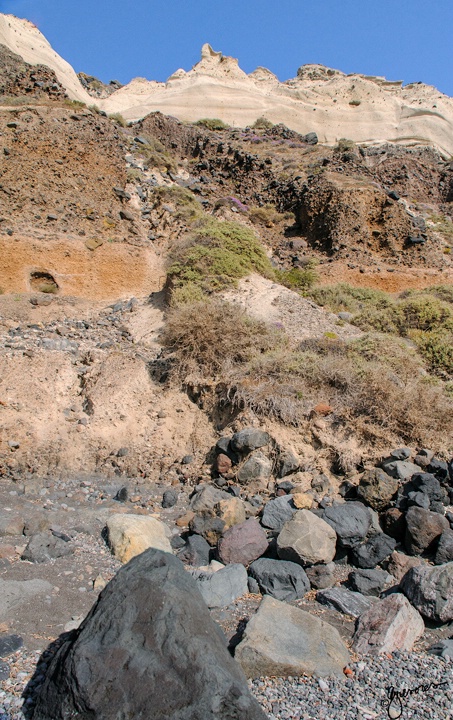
xmin=321 ymin=502 xmax=371 ymax=548
xmin=32 ymin=549 xmax=266 ymax=720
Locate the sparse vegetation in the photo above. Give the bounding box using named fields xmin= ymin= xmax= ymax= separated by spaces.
xmin=194 ymin=118 xmax=229 ymax=131
xmin=108 ymin=112 xmax=127 ymax=127
xmin=151 ymin=185 xmax=204 ymax=224
xmin=167 ymin=217 xmax=274 ymax=302
xmin=161 ymin=300 xmax=453 ymax=446
xmin=252 ymin=117 xmax=274 ymax=130
xmin=335 ymin=138 xmax=356 ymax=152
xmin=275 ymin=264 xmax=318 ymax=293
xmin=249 ymin=204 xmax=291 ymax=227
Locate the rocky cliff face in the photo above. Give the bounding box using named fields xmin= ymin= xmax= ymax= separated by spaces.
xmin=1 ymin=15 xmax=453 ymax=154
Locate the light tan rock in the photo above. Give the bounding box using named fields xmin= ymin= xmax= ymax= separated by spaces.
xmin=277 ymin=510 xmax=337 ymax=565
xmin=235 ymin=596 xmax=350 ymax=678
xmin=292 ymin=493 xmax=313 ymax=510
xmin=106 ymin=514 xmax=172 ymax=564
xmin=216 ymin=497 xmax=246 ymax=529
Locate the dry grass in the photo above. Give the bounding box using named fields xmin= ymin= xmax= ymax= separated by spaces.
xmin=160 ymin=300 xmax=453 ymax=451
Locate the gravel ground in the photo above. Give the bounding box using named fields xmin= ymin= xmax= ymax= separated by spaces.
xmin=1 ymin=649 xmax=452 ymax=719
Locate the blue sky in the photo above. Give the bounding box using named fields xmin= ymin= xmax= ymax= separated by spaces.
xmin=1 ymin=0 xmax=452 ymax=95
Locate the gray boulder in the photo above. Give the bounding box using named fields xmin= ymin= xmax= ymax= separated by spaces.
xmin=193 ymin=563 xmax=249 ymax=608
xmin=261 ymin=495 xmax=296 ymax=532
xmin=189 ymin=485 xmax=231 ymax=514
xmin=21 ymin=532 xmax=74 ymax=563
xmin=322 ymin=502 xmax=371 ymax=548
xmin=277 ymin=510 xmax=337 ymax=566
xmin=316 ymin=587 xmax=374 ymax=618
xmin=277 ymin=449 xmax=300 ymax=478
xmin=434 ymin=530 xmax=453 ymax=565
xmin=178 ymin=535 xmax=211 ymax=567
xmin=32 ymin=550 xmax=266 ymax=720
xmin=352 ymin=593 xmax=424 ymax=655
xmin=350 ymin=533 xmax=396 ymax=569
xmin=400 ymin=562 xmax=453 ymax=622
xmin=248 ymin=558 xmax=310 ymax=601
xmin=235 ymin=596 xmax=350 ymax=678
xmin=231 ymin=428 xmax=270 ymax=454
xmin=238 ymin=452 xmax=272 ymax=485
xmin=427 ymin=639 xmax=453 ymax=660
xmin=381 ymin=459 xmax=421 ymax=480
xmin=348 ymin=568 xmax=393 ymax=597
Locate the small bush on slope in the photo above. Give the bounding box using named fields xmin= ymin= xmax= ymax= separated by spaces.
xmin=167 ymin=217 xmax=274 ymax=303
xmin=161 ymin=300 xmax=453 ymax=450
xmin=308 ymin=283 xmax=453 ymax=377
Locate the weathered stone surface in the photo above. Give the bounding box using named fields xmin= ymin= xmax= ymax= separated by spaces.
xmin=216 ymin=497 xmax=246 ymax=529
xmin=106 ymin=514 xmax=172 ymax=563
xmin=238 ymin=452 xmax=272 ymax=485
xmin=189 ymin=515 xmax=225 ymax=546
xmin=231 ymin=428 xmax=270 ymax=453
xmin=434 ymin=530 xmax=453 ymax=565
xmin=32 ymin=550 xmax=265 ymax=720
xmin=350 ymin=533 xmax=396 ymax=569
xmin=193 ymin=563 xmax=248 ymax=608
xmin=428 ymin=639 xmax=453 ymax=660
xmin=0 ymin=513 xmax=24 ymax=537
xmin=21 ymin=532 xmax=74 ymax=563
xmin=404 ymin=506 xmax=449 ymax=555
xmin=217 ymin=518 xmax=268 ymax=566
xmin=356 ymin=468 xmax=398 ymax=511
xmin=261 ymin=495 xmax=296 ymax=532
xmin=277 ymin=449 xmax=300 ymax=478
xmin=352 ymin=593 xmax=424 ymax=655
xmin=178 ymin=534 xmax=211 ymax=567
xmin=292 ymin=492 xmax=313 ymax=510
xmin=235 ymin=596 xmax=350 ymax=678
xmin=381 ymin=459 xmax=421 ymax=480
xmin=0 ymin=634 xmax=23 ymax=658
xmin=386 ymin=551 xmax=424 ymax=583
xmin=322 ymin=502 xmax=371 ymax=549
xmin=277 ymin=510 xmax=337 ymax=566
xmin=348 ymin=568 xmax=393 ymax=596
xmin=0 ymin=579 xmax=53 ymax=618
xmin=316 ymin=587 xmax=374 ymax=618
xmin=215 ymin=453 xmax=232 ymax=475
xmin=305 ymin=562 xmax=335 ymax=589
xmin=380 ymin=508 xmax=406 ymax=541
xmin=400 ymin=562 xmax=453 ymax=622
xmin=189 ymin=485 xmax=231 ymax=514
xmin=248 ymin=558 xmax=309 ymax=601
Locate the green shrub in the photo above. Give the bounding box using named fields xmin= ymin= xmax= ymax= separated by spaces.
xmin=308 ymin=283 xmax=389 ymax=313
xmin=275 ymin=264 xmax=318 ymax=293
xmin=335 ymin=138 xmax=356 ymax=152
xmin=194 ymin=118 xmax=229 ymax=131
xmin=167 ymin=218 xmax=273 ymax=302
xmin=410 ymin=330 xmax=453 ymax=376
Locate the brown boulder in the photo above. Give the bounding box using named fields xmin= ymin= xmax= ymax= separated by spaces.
xmin=217 ymin=518 xmax=268 ymax=566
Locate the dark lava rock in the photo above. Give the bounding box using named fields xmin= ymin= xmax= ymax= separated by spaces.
xmin=178 ymin=534 xmax=211 ymax=567
xmin=316 ymin=587 xmax=374 ymax=618
xmin=261 ymin=495 xmax=296 ymax=533
xmin=162 ymin=489 xmax=178 ymax=508
xmin=32 ymin=549 xmax=266 ymax=720
xmin=348 ymin=568 xmax=393 ymax=597
xmin=350 ymin=533 xmax=396 ymax=569
xmin=0 ymin=634 xmax=23 ymax=658
xmin=404 ymin=506 xmax=449 ymax=555
xmin=321 ymin=502 xmax=371 ymax=548
xmin=434 ymin=530 xmax=453 ymax=565
xmin=248 ymin=558 xmax=310 ymax=601
xmin=230 ymin=428 xmax=270 ymax=454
